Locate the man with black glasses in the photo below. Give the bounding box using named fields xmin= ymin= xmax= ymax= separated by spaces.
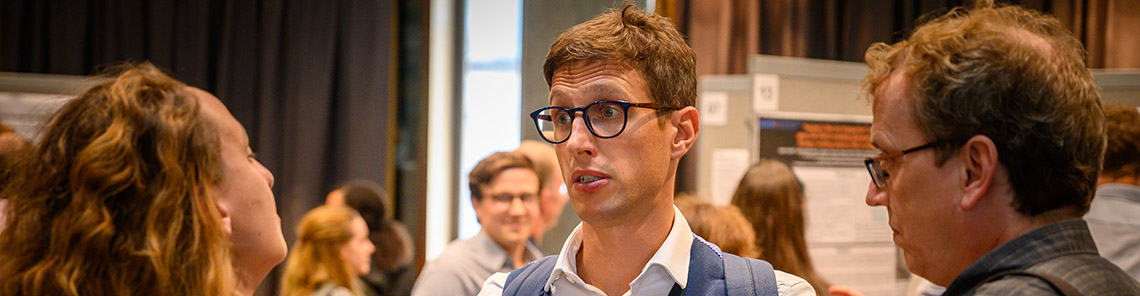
xmin=479 ymin=4 xmax=812 ymax=296
xmin=413 ymin=152 xmax=545 ymax=296
xmin=861 ymin=1 xmax=1140 ymax=295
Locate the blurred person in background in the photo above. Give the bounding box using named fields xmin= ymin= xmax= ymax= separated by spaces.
xmin=514 ymin=140 xmax=569 ymax=245
xmin=732 ymin=159 xmax=834 ymax=296
xmin=0 ymin=63 xmax=285 ymax=295
xmin=326 ymin=180 xmax=416 ymax=296
xmin=0 ymin=122 xmax=29 ymax=232
xmin=0 ymin=121 xmax=27 ymax=186
xmin=413 ymin=151 xmax=543 ymax=296
xmin=1086 ymin=104 xmax=1140 ymax=281
xmin=674 ymin=194 xmax=760 ymax=259
xmin=281 ymin=205 xmax=376 ymax=296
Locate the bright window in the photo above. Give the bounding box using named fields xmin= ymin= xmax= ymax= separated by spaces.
xmin=457 ymin=0 xmax=523 ymax=240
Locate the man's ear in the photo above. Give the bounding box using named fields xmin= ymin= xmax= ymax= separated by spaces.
xmin=960 ymin=135 xmax=999 ymax=210
xmin=216 ymin=198 xmax=233 ymax=236
xmin=670 ymin=106 xmax=699 ymax=159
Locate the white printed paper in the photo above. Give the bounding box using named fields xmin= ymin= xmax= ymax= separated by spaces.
xmin=752 ymin=74 xmax=779 ymax=112
xmin=700 ymin=92 xmax=729 ymax=126
xmin=710 ymin=148 xmax=751 ymax=206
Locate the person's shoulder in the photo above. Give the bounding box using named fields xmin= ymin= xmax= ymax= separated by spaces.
xmin=773 ymin=270 xmax=816 ymax=296
xmin=1030 ymin=254 xmax=1140 ymax=293
xmin=972 ymin=274 xmax=1061 ymax=296
xmin=425 ymin=239 xmax=485 ymax=269
xmin=410 ymin=265 xmax=473 ymax=296
xmin=973 ymin=256 xmax=1140 ymax=296
xmin=312 ymin=283 xmax=355 ymax=296
xmin=476 ymin=272 xmax=510 ymax=296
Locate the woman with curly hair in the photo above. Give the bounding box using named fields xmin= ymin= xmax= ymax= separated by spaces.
xmin=281 ymin=205 xmax=376 ymax=296
xmin=0 ymin=63 xmax=286 ymax=296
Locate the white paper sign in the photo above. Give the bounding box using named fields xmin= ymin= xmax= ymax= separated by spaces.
xmin=710 ymin=148 xmax=751 ymax=206
xmin=752 ymin=74 xmax=779 ymax=112
xmin=700 ymin=92 xmax=729 ymax=126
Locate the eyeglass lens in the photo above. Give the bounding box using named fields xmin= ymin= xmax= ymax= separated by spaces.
xmin=535 ymin=101 xmax=627 ymax=143
xmin=865 ymin=158 xmax=890 ymax=188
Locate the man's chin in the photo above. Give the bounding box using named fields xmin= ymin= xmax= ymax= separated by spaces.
xmin=492 ymin=232 xmax=532 ymax=246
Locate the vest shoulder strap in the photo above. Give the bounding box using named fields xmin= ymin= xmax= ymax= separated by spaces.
xmin=721 ymin=252 xmax=778 ymax=296
xmin=502 ymin=255 xmax=558 ymax=296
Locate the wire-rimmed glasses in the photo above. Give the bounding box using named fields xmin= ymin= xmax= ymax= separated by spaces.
xmin=864 ymin=140 xmax=949 ymax=188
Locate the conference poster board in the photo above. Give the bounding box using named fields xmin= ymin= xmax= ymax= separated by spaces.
xmin=756 ymin=112 xmax=909 ymax=296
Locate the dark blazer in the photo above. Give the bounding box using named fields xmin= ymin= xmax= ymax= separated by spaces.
xmin=944 ymin=219 xmax=1140 ymax=295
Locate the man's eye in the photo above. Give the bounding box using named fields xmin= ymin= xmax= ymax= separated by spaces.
xmin=602 ymin=106 xmax=618 ymax=118
xmin=556 ymin=113 xmax=571 ymax=124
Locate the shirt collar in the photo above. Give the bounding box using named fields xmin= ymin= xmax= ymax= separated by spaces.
xmin=472 ymin=231 xmax=544 ymax=271
xmin=544 ymin=205 xmax=694 ymax=290
xmin=1096 ymin=183 xmax=1140 ymax=204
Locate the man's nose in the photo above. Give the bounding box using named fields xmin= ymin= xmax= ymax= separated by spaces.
xmin=563 ymin=115 xmax=596 ymax=157
xmin=507 ymin=197 xmax=528 ymax=216
xmin=866 ymin=182 xmax=887 ymax=206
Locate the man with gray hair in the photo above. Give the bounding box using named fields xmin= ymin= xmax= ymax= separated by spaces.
xmin=861 ymin=1 xmax=1140 ymax=294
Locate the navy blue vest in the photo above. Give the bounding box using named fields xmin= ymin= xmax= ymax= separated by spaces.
xmin=501 ymin=235 xmax=778 ymax=296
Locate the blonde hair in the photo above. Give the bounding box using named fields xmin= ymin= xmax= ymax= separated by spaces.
xmin=333 ymin=181 xmax=413 ymax=273
xmin=0 ymin=63 xmax=234 ymax=295
xmin=281 ymin=205 xmax=364 ymax=296
xmin=675 ymin=195 xmax=760 ymax=259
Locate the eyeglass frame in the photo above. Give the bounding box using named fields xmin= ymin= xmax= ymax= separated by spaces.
xmin=529 ymin=100 xmax=681 ymax=144
xmin=484 ymin=192 xmax=539 ymax=205
xmin=864 ymin=140 xmax=951 ymax=188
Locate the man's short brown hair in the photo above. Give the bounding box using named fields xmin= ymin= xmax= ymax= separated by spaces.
xmin=861 ymin=1 xmax=1104 ymax=216
xmin=543 ymin=4 xmax=696 ymax=113
xmin=468 ymin=151 xmax=539 ymax=200
xmin=1102 ymin=104 xmax=1140 ymax=179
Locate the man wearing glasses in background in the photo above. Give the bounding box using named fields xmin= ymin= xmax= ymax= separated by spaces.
xmin=412 ymin=152 xmax=545 ymax=296
xmin=861 ymin=1 xmax=1140 ymax=295
xmin=480 ymin=4 xmax=812 ymax=296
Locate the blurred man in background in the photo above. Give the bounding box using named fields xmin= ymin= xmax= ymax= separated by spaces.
xmin=1086 ymin=104 xmax=1140 ymax=282
xmin=413 ymin=152 xmax=543 ymax=296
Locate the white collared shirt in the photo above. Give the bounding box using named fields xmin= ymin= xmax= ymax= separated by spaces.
xmin=478 ymin=206 xmax=815 ymax=296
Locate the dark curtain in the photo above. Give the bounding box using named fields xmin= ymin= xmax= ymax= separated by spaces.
xmin=1 ymin=1 xmax=398 ymax=295
xmin=661 ymin=0 xmax=1140 ymax=76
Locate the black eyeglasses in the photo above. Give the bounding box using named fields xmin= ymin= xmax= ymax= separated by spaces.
xmin=864 ymin=140 xmax=948 ymax=188
xmin=530 ymin=100 xmax=680 ymax=144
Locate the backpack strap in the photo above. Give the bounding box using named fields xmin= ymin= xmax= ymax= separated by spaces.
xmin=982 ymin=270 xmax=1082 ymax=296
xmin=689 ymin=234 xmax=779 ymax=296
xmin=502 ymin=255 xmax=558 ymax=296
xmin=722 ymin=252 xmax=778 ymax=296
xmin=686 ymin=235 xmax=727 ymax=295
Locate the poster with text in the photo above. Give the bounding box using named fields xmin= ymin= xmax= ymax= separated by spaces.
xmin=756 ymin=112 xmax=909 ymax=296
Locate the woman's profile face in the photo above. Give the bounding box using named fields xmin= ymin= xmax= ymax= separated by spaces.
xmin=195 ymin=88 xmax=287 ymax=275
xmin=341 ymin=216 xmax=375 ymax=275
